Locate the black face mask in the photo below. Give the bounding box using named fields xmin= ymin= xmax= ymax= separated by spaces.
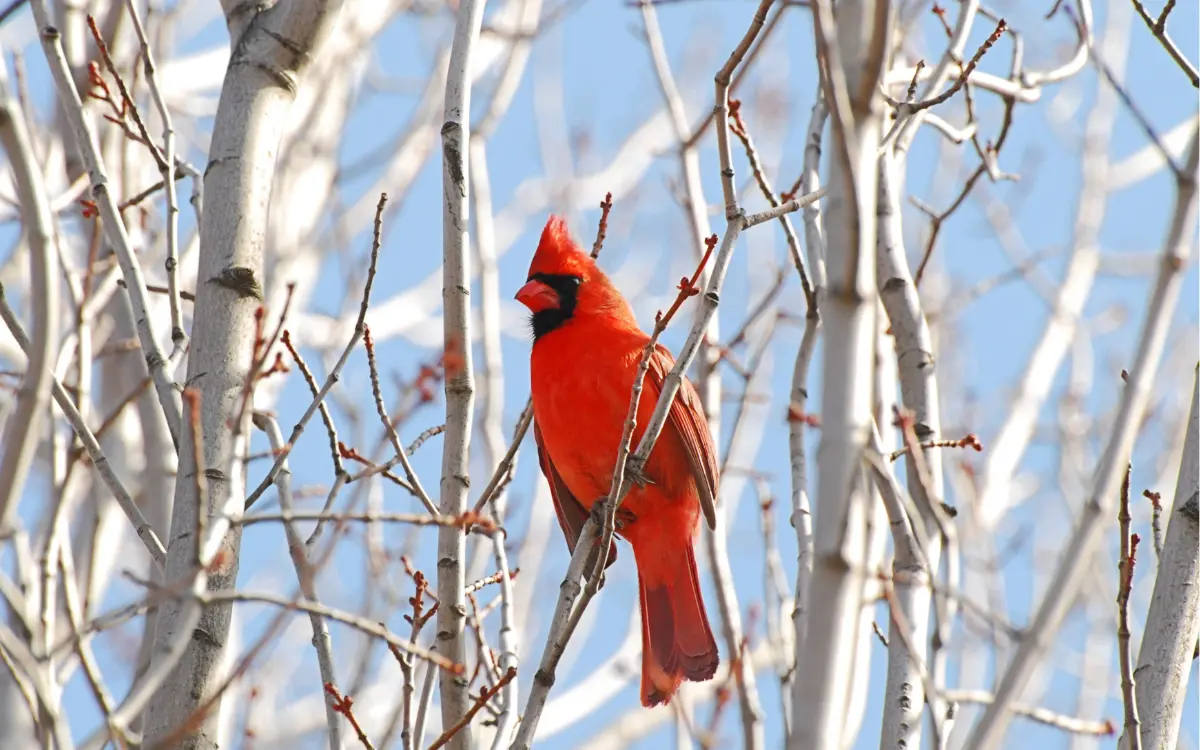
xmin=528 ymin=273 xmax=583 ymax=340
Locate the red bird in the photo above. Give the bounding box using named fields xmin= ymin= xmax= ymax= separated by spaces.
xmin=515 ymin=216 xmax=720 ymax=707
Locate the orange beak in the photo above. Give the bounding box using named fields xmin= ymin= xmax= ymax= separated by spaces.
xmin=515 ymin=279 xmax=560 ymax=313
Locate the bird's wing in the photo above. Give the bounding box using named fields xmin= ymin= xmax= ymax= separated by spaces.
xmin=648 ymin=345 xmax=720 ymax=530
xmin=534 ymin=419 xmax=618 ymax=569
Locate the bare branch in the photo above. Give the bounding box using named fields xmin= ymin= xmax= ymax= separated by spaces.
xmin=1128 ymin=0 xmax=1198 ymax=86
xmin=246 ymin=193 xmax=387 ymax=510
xmin=0 ymin=83 xmax=58 ymax=536
xmin=429 ymin=667 xmax=517 ymax=750
xmin=1116 ymin=463 xmax=1142 ymax=750
xmin=968 ymin=127 xmax=1198 ymax=750
xmin=254 ymin=413 xmax=344 ymax=749
xmin=791 ymin=0 xmax=891 ymax=745
xmin=942 ymin=689 xmax=1113 ymax=736
xmin=143 ymin=0 xmax=349 ymax=743
xmin=1129 ymin=367 xmax=1200 ymax=749
xmin=29 ymin=0 xmax=182 ymax=444
xmin=364 ymin=324 xmax=438 ymax=514
xmin=0 ymin=289 xmax=167 ymax=569
xmin=438 ymin=0 xmax=488 ymax=743
xmin=788 ymin=94 xmax=829 ymax=716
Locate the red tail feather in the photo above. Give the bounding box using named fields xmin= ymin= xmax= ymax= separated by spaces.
xmin=637 ymin=542 xmax=719 ymax=707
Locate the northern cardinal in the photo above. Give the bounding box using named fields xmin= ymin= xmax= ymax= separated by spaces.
xmin=516 ymin=216 xmax=720 ymax=707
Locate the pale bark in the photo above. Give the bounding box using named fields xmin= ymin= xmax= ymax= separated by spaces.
xmin=0 ymin=296 xmax=167 ymax=568
xmin=641 ymin=1 xmax=765 ymax=744
xmin=1125 ymin=366 xmax=1200 ymax=750
xmin=789 ymin=0 xmax=890 ymax=746
xmin=470 ymin=138 xmax=521 ymax=750
xmin=143 ymin=2 xmax=345 ymax=747
xmin=876 ymin=149 xmax=948 ymax=749
xmin=842 ymin=309 xmax=892 ymax=750
xmin=973 ymin=0 xmax=1104 ymax=529
xmin=255 ymin=414 xmax=343 ymax=750
xmin=0 ymin=83 xmax=59 ymax=537
xmin=968 ymin=127 xmax=1198 ymax=750
xmin=788 ymin=94 xmax=827 ymax=714
xmin=437 ymin=0 xmax=487 ymax=744
xmin=0 ymin=74 xmax=59 ymax=750
xmin=30 ymin=0 xmax=182 ymax=445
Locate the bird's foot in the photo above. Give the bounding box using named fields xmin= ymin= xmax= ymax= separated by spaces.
xmin=626 ymin=461 xmax=654 ymax=489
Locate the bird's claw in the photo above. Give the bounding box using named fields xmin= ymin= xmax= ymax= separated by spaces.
xmin=626 ymin=462 xmax=654 ymax=489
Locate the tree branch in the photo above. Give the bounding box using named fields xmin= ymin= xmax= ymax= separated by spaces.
xmin=968 ymin=127 xmax=1198 ymax=750
xmin=0 ymin=83 xmax=59 ymax=537
xmin=438 ymin=0 xmax=488 ymax=744
xmin=1127 ymin=366 xmax=1200 ymax=750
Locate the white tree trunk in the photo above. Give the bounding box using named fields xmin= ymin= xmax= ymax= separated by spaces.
xmin=1126 ymin=366 xmax=1200 ymax=750
xmin=143 ymin=4 xmax=344 ymax=746
xmin=0 ymin=78 xmax=59 ymax=750
xmin=437 ymin=0 xmax=486 ymax=744
xmin=789 ymin=0 xmax=890 ymax=746
xmin=876 ymin=149 xmax=947 ymax=749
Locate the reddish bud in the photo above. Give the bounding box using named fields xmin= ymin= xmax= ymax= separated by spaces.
xmin=787 ymin=404 xmax=821 ymax=427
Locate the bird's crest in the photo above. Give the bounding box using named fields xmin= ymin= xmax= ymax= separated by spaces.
xmin=527 ymin=216 xmax=596 ymax=280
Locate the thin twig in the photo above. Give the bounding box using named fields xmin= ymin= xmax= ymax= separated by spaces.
xmin=120 ymin=2 xmax=188 ymax=357
xmin=85 ymin=15 xmax=167 ymax=171
xmin=388 ymin=566 xmax=437 ymax=750
xmin=239 ymin=510 xmax=496 ymax=534
xmin=904 ymin=21 xmax=1007 ymax=114
xmin=255 ymin=413 xmax=345 ymax=749
xmin=1117 ymin=463 xmax=1142 ymax=750
xmin=413 ymin=652 xmax=440 ymax=748
xmin=245 ymin=193 xmax=388 ymax=508
xmin=591 ymin=192 xmax=614 ymax=258
xmin=1143 ymin=489 xmax=1164 ymax=559
xmin=364 ymin=323 xmax=437 ymax=514
xmin=1067 ymin=4 xmax=1187 ymax=178
xmin=408 ymin=424 xmax=446 ymax=456
xmin=325 ymin=683 xmax=375 ymax=750
xmin=0 ymin=286 xmax=167 ymax=568
xmin=427 ymin=667 xmax=517 ymax=750
xmin=280 ymin=329 xmax=346 ymax=480
xmin=105 ymin=580 xmax=463 ymax=673
xmin=30 ymin=8 xmax=183 ymax=443
xmin=59 ymin=543 xmax=116 ymax=720
xmin=942 ymin=690 xmax=1114 ymax=735
xmin=1128 ymin=0 xmax=1198 ymax=86
xmin=740 ymin=187 xmax=827 ymax=230
xmin=888 ymin=433 xmax=983 ymax=462
xmin=472 ymin=401 xmax=533 ymax=514
xmin=117 ymin=168 xmax=186 ymax=211
xmin=727 ymin=99 xmax=811 ymax=307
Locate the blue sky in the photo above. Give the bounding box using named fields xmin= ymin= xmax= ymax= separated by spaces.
xmin=2 ymin=0 xmax=1198 ymax=747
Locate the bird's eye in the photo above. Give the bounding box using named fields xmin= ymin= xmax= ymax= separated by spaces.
xmin=566 ymin=276 xmax=582 ymax=287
